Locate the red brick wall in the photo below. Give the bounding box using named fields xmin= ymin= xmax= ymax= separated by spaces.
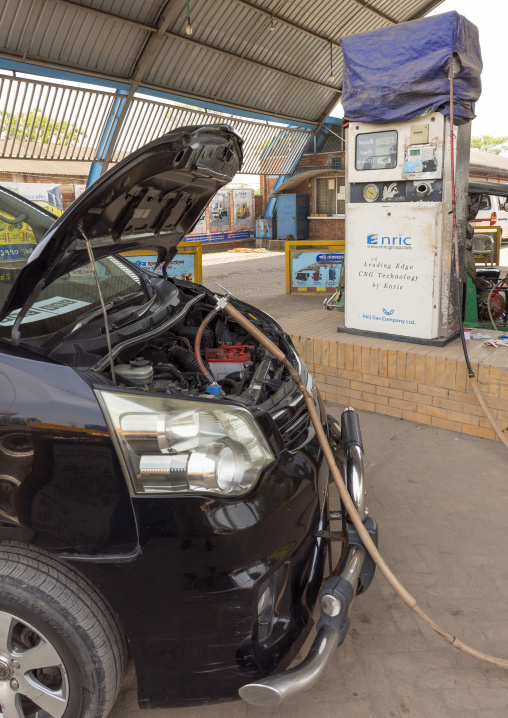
xmin=293 ymin=151 xmax=344 ymax=174
xmin=290 ymin=180 xmax=311 ymax=196
xmin=254 ymin=193 xmax=262 ymax=219
xmin=260 ymin=175 xmax=278 ymax=212
xmin=308 ymin=219 xmax=344 ymax=241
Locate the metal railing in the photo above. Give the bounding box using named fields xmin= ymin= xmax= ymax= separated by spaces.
xmin=0 ymin=75 xmax=312 ymax=174
xmin=0 ymin=75 xmax=117 ymax=161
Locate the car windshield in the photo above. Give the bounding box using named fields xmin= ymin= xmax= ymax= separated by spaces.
xmin=0 ymin=187 xmax=145 ymax=340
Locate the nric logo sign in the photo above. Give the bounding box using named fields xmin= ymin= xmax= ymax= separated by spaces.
xmin=367 ymin=234 xmax=411 ymax=246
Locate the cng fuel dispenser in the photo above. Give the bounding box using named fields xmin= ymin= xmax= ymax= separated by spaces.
xmin=339 ymin=11 xmax=481 ymax=345
xmin=344 ymin=113 xmax=471 ymax=343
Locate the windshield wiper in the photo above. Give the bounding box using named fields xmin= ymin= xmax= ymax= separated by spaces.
xmin=38 ymin=290 xmax=145 ymax=350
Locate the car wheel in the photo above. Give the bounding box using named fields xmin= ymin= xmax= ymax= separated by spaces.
xmin=0 ymin=542 xmax=127 ymax=718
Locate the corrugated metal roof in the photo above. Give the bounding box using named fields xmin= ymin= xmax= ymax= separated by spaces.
xmin=0 ymin=0 xmax=445 ymax=125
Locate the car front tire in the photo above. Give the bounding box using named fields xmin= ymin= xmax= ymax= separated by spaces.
xmin=0 ymin=542 xmax=126 ymax=718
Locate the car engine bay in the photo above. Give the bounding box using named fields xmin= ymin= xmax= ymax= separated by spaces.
xmin=57 ymin=277 xmax=294 ymax=409
xmin=105 ymin=291 xmax=289 ymax=406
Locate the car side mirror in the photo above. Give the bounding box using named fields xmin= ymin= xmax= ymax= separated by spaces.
xmin=504 ymin=201 xmax=508 ymax=212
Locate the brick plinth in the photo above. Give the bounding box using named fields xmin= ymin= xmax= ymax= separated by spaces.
xmin=290 ymin=335 xmax=508 ymax=442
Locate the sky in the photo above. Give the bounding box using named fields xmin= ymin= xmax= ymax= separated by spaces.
xmin=332 ymin=0 xmax=507 ymax=149
xmin=429 ymin=0 xmax=507 ymax=142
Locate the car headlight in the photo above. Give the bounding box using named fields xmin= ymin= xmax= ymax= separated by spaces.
xmin=97 ymin=391 xmax=274 ymax=496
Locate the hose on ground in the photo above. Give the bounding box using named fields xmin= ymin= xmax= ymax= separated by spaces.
xmin=469 ymin=374 xmax=508 ymax=449
xmin=221 ymin=299 xmax=508 ymax=671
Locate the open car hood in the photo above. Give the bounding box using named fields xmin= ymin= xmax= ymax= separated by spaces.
xmin=0 ymin=124 xmax=243 ymax=319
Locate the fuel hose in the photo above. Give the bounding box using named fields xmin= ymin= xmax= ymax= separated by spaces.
xmin=193 ymin=307 xmax=219 ymax=384
xmin=195 ymin=59 xmax=508 ymax=672
xmin=219 ymin=298 xmax=508 ymax=671
xmin=448 ymin=60 xmax=508 ymax=451
xmin=486 ymin=274 xmax=508 ymax=333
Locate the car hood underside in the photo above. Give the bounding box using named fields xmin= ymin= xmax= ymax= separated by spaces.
xmin=0 ymin=124 xmax=243 ymax=321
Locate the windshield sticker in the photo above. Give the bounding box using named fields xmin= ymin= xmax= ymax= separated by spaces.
xmin=0 ymin=296 xmax=91 ymax=326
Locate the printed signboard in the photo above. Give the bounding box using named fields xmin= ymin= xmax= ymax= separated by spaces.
xmin=183 ymin=230 xmax=251 ymax=244
xmin=232 ymin=189 xmax=254 ymax=231
xmin=1 ymin=183 xmax=63 ymax=212
xmin=345 ymin=203 xmax=441 ymax=338
xmin=208 ymin=189 xmax=230 ymax=233
xmin=285 ymin=241 xmax=345 ymax=294
xmin=188 ymin=212 xmax=207 ymax=235
xmin=0 ymin=183 xmax=63 ymax=265
xmin=121 ymin=242 xmax=202 ymax=284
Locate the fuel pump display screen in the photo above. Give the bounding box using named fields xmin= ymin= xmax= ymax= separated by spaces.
xmin=355 ymin=130 xmax=398 ymax=170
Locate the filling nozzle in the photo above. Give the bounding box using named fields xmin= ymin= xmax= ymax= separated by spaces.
xmin=195 ymin=283 xmax=238 ymax=396
xmin=213 ymin=282 xmax=237 ymax=312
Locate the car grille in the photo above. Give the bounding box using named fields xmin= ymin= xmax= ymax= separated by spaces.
xmin=280 ymin=409 xmax=312 ymax=451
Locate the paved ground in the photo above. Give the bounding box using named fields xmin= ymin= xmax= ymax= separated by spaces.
xmin=110 ymin=249 xmax=508 ymax=718
xmin=200 ymin=249 xmax=305 ymax=320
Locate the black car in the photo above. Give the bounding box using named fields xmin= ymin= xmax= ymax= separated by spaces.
xmin=0 ymin=125 xmax=376 ymax=717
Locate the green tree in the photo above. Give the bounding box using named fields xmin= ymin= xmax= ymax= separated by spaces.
xmin=254 ymin=137 xmax=274 ymax=157
xmin=471 ymin=135 xmax=508 ymax=155
xmin=1 ymin=109 xmax=86 ymax=145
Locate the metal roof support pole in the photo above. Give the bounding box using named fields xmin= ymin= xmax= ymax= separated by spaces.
xmin=264 ymin=174 xmax=288 ymax=219
xmin=86 ymin=89 xmax=128 ymax=187
xmin=89 ymin=1 xmax=178 ymax=180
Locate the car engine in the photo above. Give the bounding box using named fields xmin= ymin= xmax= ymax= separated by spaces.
xmin=98 ymin=286 xmax=291 ymax=408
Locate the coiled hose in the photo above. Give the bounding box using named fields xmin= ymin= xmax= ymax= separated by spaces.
xmin=219 ymin=299 xmax=508 ymax=670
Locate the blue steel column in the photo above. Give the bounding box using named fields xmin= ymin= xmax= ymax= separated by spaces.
xmin=264 ymin=175 xmax=288 ymax=219
xmin=86 ymin=90 xmax=128 ymax=187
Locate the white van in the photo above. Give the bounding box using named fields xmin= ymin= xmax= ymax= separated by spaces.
xmin=470 ymin=192 xmax=508 ymax=240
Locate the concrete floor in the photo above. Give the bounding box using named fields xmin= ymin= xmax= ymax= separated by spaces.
xmin=110 ymin=249 xmax=508 ymax=717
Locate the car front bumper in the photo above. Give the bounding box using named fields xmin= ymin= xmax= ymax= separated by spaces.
xmin=239 ymin=409 xmax=378 ymax=707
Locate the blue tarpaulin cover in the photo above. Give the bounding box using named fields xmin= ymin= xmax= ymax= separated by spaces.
xmin=341 ymin=11 xmax=482 ymax=125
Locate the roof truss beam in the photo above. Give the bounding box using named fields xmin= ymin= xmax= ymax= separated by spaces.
xmin=30 ymin=0 xmax=339 ymax=92
xmin=347 ymin=0 xmax=395 ymax=24
xmin=164 ymin=31 xmax=336 ymax=91
xmin=229 ymin=0 xmax=343 ymax=47
xmin=230 ymin=0 xmax=396 ymax=41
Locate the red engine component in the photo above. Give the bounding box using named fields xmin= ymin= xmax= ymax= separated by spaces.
xmin=205 ymin=343 xmax=255 ymax=363
xmin=478 ymin=292 xmax=506 ymax=321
